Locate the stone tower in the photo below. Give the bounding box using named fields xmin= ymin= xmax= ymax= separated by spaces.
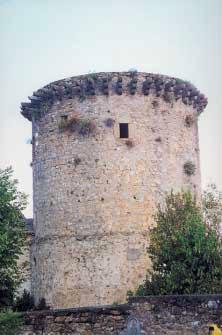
xmin=21 ymin=72 xmax=207 ymax=308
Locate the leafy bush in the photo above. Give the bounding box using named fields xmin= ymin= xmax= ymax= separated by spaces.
xmin=0 ymin=167 xmax=27 ymax=308
xmin=0 ymin=310 xmax=23 ymax=335
xmin=14 ymin=290 xmax=34 ymax=312
xmin=202 ymin=184 xmax=222 ymax=238
xmin=137 ymin=190 xmax=222 ymax=295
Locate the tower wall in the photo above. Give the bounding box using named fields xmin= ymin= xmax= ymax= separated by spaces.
xmin=21 ymin=72 xmax=207 ymax=308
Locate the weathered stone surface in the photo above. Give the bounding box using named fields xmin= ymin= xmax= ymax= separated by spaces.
xmin=17 ymin=219 xmax=33 ymax=295
xmin=21 ymin=72 xmax=208 ymax=121
xmin=18 ymin=295 xmax=222 ymax=335
xmin=21 ymin=72 xmax=205 ymax=308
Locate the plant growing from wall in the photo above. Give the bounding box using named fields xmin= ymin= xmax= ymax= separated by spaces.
xmin=59 ymin=116 xmax=74 ymax=133
xmin=88 ymin=73 xmax=98 ymax=81
xmin=185 ymin=115 xmax=195 ymax=127
xmin=78 ymin=119 xmax=95 ymax=136
xmin=125 ymin=139 xmax=134 ymax=148
xmin=184 ymin=161 xmax=196 ymax=176
xmin=74 ymin=157 xmax=81 ymax=167
xmin=152 ymin=100 xmax=159 ymax=108
xmin=136 ymin=189 xmax=222 ymax=295
xmin=58 ymin=116 xmax=95 ymax=137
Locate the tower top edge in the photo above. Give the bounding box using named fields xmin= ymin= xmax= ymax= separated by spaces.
xmin=21 ymin=72 xmax=208 ymax=121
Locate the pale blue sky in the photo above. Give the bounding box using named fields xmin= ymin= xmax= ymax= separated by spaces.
xmin=0 ymin=0 xmax=221 ymax=216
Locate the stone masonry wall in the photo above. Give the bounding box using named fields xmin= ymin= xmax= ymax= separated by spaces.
xmin=19 ymin=295 xmax=222 ymax=335
xmin=17 ymin=231 xmax=33 ymax=295
xmin=22 ymin=72 xmax=206 ymax=308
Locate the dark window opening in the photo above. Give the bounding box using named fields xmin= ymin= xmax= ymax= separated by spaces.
xmin=119 ymin=123 xmax=129 ymax=138
xmin=61 ymin=115 xmax=68 ymax=121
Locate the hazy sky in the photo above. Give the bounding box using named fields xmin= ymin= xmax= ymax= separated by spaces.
xmin=0 ymin=0 xmax=221 ymax=217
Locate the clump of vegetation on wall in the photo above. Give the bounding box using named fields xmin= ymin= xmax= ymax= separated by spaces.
xmin=152 ymin=100 xmax=159 ymax=108
xmin=125 ymin=139 xmax=134 ymax=148
xmin=78 ymin=119 xmax=95 ymax=136
xmin=184 ymin=161 xmax=196 ymax=176
xmin=87 ymin=73 xmax=98 ymax=81
xmin=136 ymin=187 xmax=222 ymax=296
xmin=74 ymin=157 xmax=81 ymax=167
xmin=185 ymin=115 xmax=195 ymax=127
xmin=58 ymin=115 xmax=78 ymax=132
xmin=58 ymin=116 xmax=95 ymax=137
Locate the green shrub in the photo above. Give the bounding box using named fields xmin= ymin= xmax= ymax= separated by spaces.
xmin=14 ymin=290 xmax=34 ymax=312
xmin=0 ymin=167 xmax=27 ymax=308
xmin=0 ymin=310 xmax=23 ymax=335
xmin=137 ymin=190 xmax=222 ymax=295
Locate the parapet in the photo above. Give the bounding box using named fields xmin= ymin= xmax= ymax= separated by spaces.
xmin=21 ymin=72 xmax=208 ymax=121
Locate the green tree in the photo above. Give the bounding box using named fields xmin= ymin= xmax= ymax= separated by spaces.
xmin=0 ymin=167 xmax=27 ymax=308
xmin=137 ymin=188 xmax=222 ymax=295
xmin=0 ymin=310 xmax=23 ymax=335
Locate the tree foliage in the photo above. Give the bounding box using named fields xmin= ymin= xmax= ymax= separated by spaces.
xmin=137 ymin=187 xmax=222 ymax=295
xmin=14 ymin=289 xmax=34 ymax=312
xmin=0 ymin=167 xmax=27 ymax=308
xmin=0 ymin=309 xmax=23 ymax=335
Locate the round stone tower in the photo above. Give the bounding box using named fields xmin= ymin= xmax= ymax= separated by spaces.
xmin=21 ymin=72 xmax=207 ymax=308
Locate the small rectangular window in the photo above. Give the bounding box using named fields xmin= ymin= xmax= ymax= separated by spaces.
xmin=61 ymin=115 xmax=68 ymax=121
xmin=119 ymin=123 xmax=129 ymax=138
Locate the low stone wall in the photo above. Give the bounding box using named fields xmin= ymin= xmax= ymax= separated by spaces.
xmin=19 ymin=295 xmax=222 ymax=334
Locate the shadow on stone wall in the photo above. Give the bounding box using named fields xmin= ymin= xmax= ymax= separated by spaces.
xmin=19 ymin=295 xmax=222 ymax=334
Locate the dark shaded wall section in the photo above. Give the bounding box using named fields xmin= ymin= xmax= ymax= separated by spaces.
xmin=19 ymin=295 xmax=222 ymax=334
